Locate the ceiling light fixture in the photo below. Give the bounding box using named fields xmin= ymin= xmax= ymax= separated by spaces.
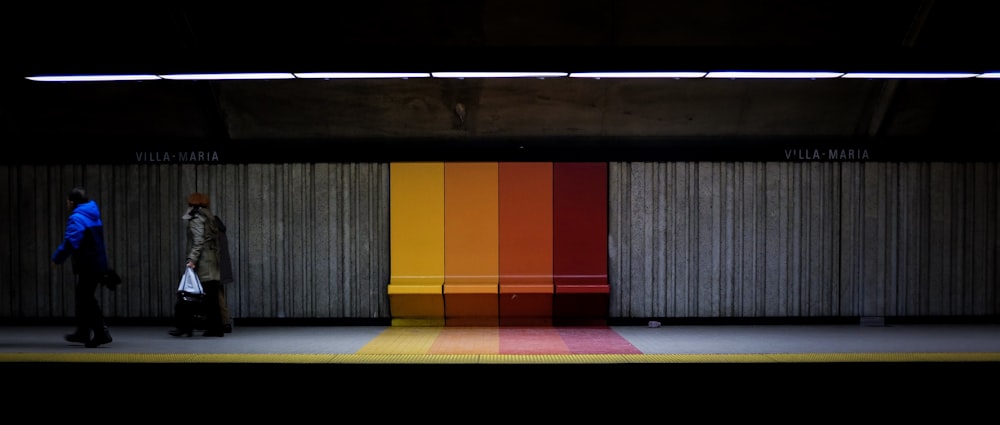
xmin=569 ymin=72 xmax=706 ymax=79
xmin=294 ymin=72 xmax=431 ymax=79
xmin=26 ymin=74 xmax=162 ymax=82
xmin=158 ymin=73 xmax=297 ymax=81
xmin=431 ymin=72 xmax=568 ymax=78
xmin=25 ymin=71 xmax=998 ymax=82
xmin=840 ymin=72 xmax=979 ymax=79
xmin=705 ymin=71 xmax=844 ymax=79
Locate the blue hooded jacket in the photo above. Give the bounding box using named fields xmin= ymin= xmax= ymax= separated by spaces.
xmin=52 ymin=200 xmax=109 ymax=275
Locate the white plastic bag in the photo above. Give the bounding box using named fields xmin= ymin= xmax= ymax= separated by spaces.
xmin=178 ymin=267 xmax=204 ymax=295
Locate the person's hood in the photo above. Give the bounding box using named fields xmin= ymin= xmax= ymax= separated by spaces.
xmin=74 ymin=200 xmax=103 ymax=225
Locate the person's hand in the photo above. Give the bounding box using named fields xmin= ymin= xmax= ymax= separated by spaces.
xmin=186 ymin=260 xmax=195 ymax=269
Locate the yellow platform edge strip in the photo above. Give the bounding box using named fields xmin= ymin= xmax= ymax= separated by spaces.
xmin=2 ymin=352 xmax=999 ymax=364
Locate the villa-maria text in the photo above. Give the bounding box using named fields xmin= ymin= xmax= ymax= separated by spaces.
xmin=784 ymin=148 xmax=870 ymax=161
xmin=135 ymin=151 xmax=221 ymax=163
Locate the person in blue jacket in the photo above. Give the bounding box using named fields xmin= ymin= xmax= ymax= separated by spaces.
xmin=51 ymin=187 xmax=112 ymax=348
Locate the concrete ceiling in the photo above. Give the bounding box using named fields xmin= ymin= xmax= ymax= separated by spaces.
xmin=5 ymin=1 xmax=999 ymax=156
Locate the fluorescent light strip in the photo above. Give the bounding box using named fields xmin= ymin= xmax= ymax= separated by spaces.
xmin=294 ymin=72 xmax=431 ymax=79
xmin=159 ymin=73 xmax=296 ymax=80
xmin=569 ymin=72 xmax=706 ymax=78
xmin=706 ymin=71 xmax=844 ymax=79
xmin=26 ymin=74 xmax=162 ymax=82
xmin=841 ymin=72 xmax=979 ymax=79
xmin=431 ymin=72 xmax=568 ymax=78
xmin=26 ymin=71 xmax=998 ymax=82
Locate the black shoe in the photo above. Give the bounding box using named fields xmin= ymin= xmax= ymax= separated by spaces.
xmin=223 ymin=324 xmax=233 ymax=334
xmin=85 ymin=333 xmax=112 ymax=348
xmin=169 ymin=328 xmax=193 ymax=337
xmin=64 ymin=333 xmax=89 ymax=344
xmin=202 ymin=331 xmax=225 ymax=337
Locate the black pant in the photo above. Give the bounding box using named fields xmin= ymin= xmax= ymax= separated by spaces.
xmin=201 ymin=280 xmax=225 ymax=333
xmin=74 ymin=272 xmax=107 ymax=338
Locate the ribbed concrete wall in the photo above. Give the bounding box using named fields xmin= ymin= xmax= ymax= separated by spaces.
xmin=608 ymin=162 xmax=999 ymax=318
xmin=1 ymin=163 xmax=390 ymax=322
xmin=2 ymin=161 xmax=997 ymax=322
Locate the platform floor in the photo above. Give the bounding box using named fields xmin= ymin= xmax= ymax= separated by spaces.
xmin=5 ymin=323 xmax=998 ymax=415
xmin=3 ymin=323 xmax=1000 ymax=363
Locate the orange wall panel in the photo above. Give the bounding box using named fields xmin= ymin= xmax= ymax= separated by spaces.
xmin=444 ymin=162 xmax=499 ymax=284
xmin=444 ymin=162 xmax=499 ymax=325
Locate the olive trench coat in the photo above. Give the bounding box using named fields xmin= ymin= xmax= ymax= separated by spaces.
xmin=183 ymin=206 xmax=221 ymax=282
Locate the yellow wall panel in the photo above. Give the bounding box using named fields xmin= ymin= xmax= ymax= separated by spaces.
xmin=389 ymin=162 xmax=445 ymax=325
xmin=389 ymin=162 xmax=445 ymax=285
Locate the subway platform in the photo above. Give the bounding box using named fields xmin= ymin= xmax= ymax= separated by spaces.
xmin=4 ymin=322 xmax=999 ymax=413
xmin=3 ymin=322 xmax=1000 ymax=362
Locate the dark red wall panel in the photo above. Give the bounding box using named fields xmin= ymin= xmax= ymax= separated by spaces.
xmin=552 ymin=162 xmax=608 ymax=325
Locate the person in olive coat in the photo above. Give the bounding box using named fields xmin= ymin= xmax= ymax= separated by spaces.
xmin=170 ymin=192 xmax=226 ymax=337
